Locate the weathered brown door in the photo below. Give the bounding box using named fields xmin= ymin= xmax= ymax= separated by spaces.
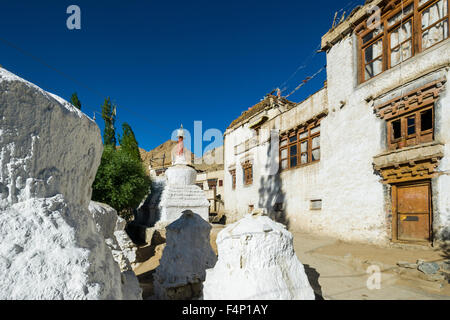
xmin=394 ymin=181 xmax=431 ymax=242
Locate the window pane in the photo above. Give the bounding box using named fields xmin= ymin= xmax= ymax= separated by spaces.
xmin=390 ymin=20 xmax=412 ymax=67
xmin=301 ymin=141 xmax=308 ymax=153
xmin=392 ymin=120 xmax=402 ymax=139
xmin=365 ymin=39 xmax=383 ymax=63
xmin=392 ymin=40 xmax=413 ymax=66
xmin=421 ymin=109 xmax=433 ymax=131
xmin=301 ymin=153 xmax=308 ymax=164
xmin=281 ymin=159 xmax=288 ymax=170
xmin=290 ymin=156 xmax=297 ymax=167
xmin=362 ymin=25 xmax=385 ymax=44
xmin=402 ymin=40 xmax=413 ymax=60
xmin=390 ymin=20 xmax=412 ymax=48
xmin=420 ymin=0 xmax=432 ymax=6
xmin=311 ymin=125 xmax=320 ymax=135
xmin=391 ymin=29 xmax=400 ymax=48
xmin=299 ymin=131 xmax=308 ymax=139
xmin=391 ymin=46 xmax=401 ymax=66
xmin=388 ymin=4 xmax=414 ymax=27
xmin=312 ymin=136 xmax=320 ymax=149
xmin=289 ymin=135 xmax=297 ymax=143
xmin=280 ymin=139 xmax=287 ymax=147
xmin=312 ymin=148 xmax=320 ymax=161
xmin=363 ymin=32 xmax=373 ymax=45
xmin=422 ymin=0 xmax=448 ymax=29
xmin=407 ymin=117 xmax=416 ymax=135
xmin=422 ymin=19 xmax=448 ymax=49
xmin=290 ymin=145 xmax=297 ymax=156
xmin=281 ymin=148 xmax=288 ymax=158
xmin=365 ymin=57 xmax=383 ymax=80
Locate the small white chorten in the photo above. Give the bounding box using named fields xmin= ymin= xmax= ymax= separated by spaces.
xmin=203 ymin=214 xmax=315 ymax=300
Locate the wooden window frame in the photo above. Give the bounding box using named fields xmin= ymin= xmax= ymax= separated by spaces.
xmin=242 ymin=161 xmax=253 ymax=186
xmin=288 ymin=132 xmax=298 ymax=168
xmin=360 ymin=28 xmax=385 ymax=82
xmin=280 ymin=122 xmax=321 ymax=171
xmin=280 ymin=137 xmax=289 ymax=171
xmin=388 ymin=15 xmax=415 ymax=68
xmin=229 ymin=169 xmax=236 ymax=190
xmin=387 ymin=104 xmax=434 ymax=150
xmin=207 ymin=178 xmax=218 ymax=190
xmin=299 ymin=125 xmax=321 ymax=166
xmin=358 ymin=0 xmax=450 ymax=83
xmin=419 ymin=0 xmax=450 ymax=50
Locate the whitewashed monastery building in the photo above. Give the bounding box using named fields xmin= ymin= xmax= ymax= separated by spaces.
xmin=223 ymin=0 xmax=450 ymax=246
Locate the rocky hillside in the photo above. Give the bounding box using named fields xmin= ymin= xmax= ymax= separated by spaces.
xmin=140 ymin=141 xmax=223 ymax=173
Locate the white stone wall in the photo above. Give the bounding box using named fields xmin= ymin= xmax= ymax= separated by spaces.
xmin=0 ymin=67 xmax=129 ymax=299
xmin=223 ymin=123 xmax=266 ymax=222
xmin=434 ymin=74 xmax=450 ymax=241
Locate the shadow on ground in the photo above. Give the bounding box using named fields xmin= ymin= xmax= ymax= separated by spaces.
xmin=137 ymin=269 xmax=155 ymax=299
xmin=437 ymin=229 xmax=450 ymax=261
xmin=304 ymin=264 xmax=324 ymax=300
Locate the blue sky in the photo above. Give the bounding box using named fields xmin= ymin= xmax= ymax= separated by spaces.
xmin=0 ymin=0 xmax=363 ymax=155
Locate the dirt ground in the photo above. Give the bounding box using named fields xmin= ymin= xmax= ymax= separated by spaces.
xmin=134 ymin=224 xmax=450 ymax=300
xmin=290 ymin=230 xmax=449 ymax=300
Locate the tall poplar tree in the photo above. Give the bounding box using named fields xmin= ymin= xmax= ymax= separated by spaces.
xmin=119 ymin=122 xmax=141 ymax=161
xmin=101 ymin=97 xmax=116 ymax=147
xmin=70 ymin=92 xmax=82 ymax=110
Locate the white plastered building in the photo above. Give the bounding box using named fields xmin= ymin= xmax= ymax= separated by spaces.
xmin=224 ymin=0 xmax=450 ymax=246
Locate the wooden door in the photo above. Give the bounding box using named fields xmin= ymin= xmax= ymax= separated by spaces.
xmin=393 ymin=181 xmax=432 ymax=242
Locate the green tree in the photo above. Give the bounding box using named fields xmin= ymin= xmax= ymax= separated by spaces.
xmin=119 ymin=122 xmax=141 ymax=161
xmin=92 ymin=145 xmax=151 ymax=220
xmin=70 ymin=92 xmax=82 ymax=110
xmin=101 ymin=97 xmax=116 ymax=146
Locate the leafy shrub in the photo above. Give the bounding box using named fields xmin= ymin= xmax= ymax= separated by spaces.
xmin=92 ymin=145 xmax=151 ymax=220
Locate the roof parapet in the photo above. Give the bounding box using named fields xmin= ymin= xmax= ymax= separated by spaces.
xmin=321 ymin=0 xmax=385 ymax=51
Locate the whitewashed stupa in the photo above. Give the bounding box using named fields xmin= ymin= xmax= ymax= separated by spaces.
xmin=202 ymin=213 xmax=315 ymax=300
xmin=157 ymin=125 xmax=210 ymax=224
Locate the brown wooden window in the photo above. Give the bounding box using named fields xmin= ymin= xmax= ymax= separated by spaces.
xmin=229 ymin=169 xmax=236 ymax=189
xmin=207 ymin=179 xmax=218 ymax=189
xmin=358 ymin=0 xmax=449 ymax=83
xmin=280 ymin=137 xmax=289 ymax=170
xmin=280 ymin=123 xmax=321 ymax=171
xmin=387 ymin=105 xmax=434 ymax=149
xmin=362 ymin=28 xmax=384 ymax=81
xmin=242 ymin=161 xmax=253 ymax=186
